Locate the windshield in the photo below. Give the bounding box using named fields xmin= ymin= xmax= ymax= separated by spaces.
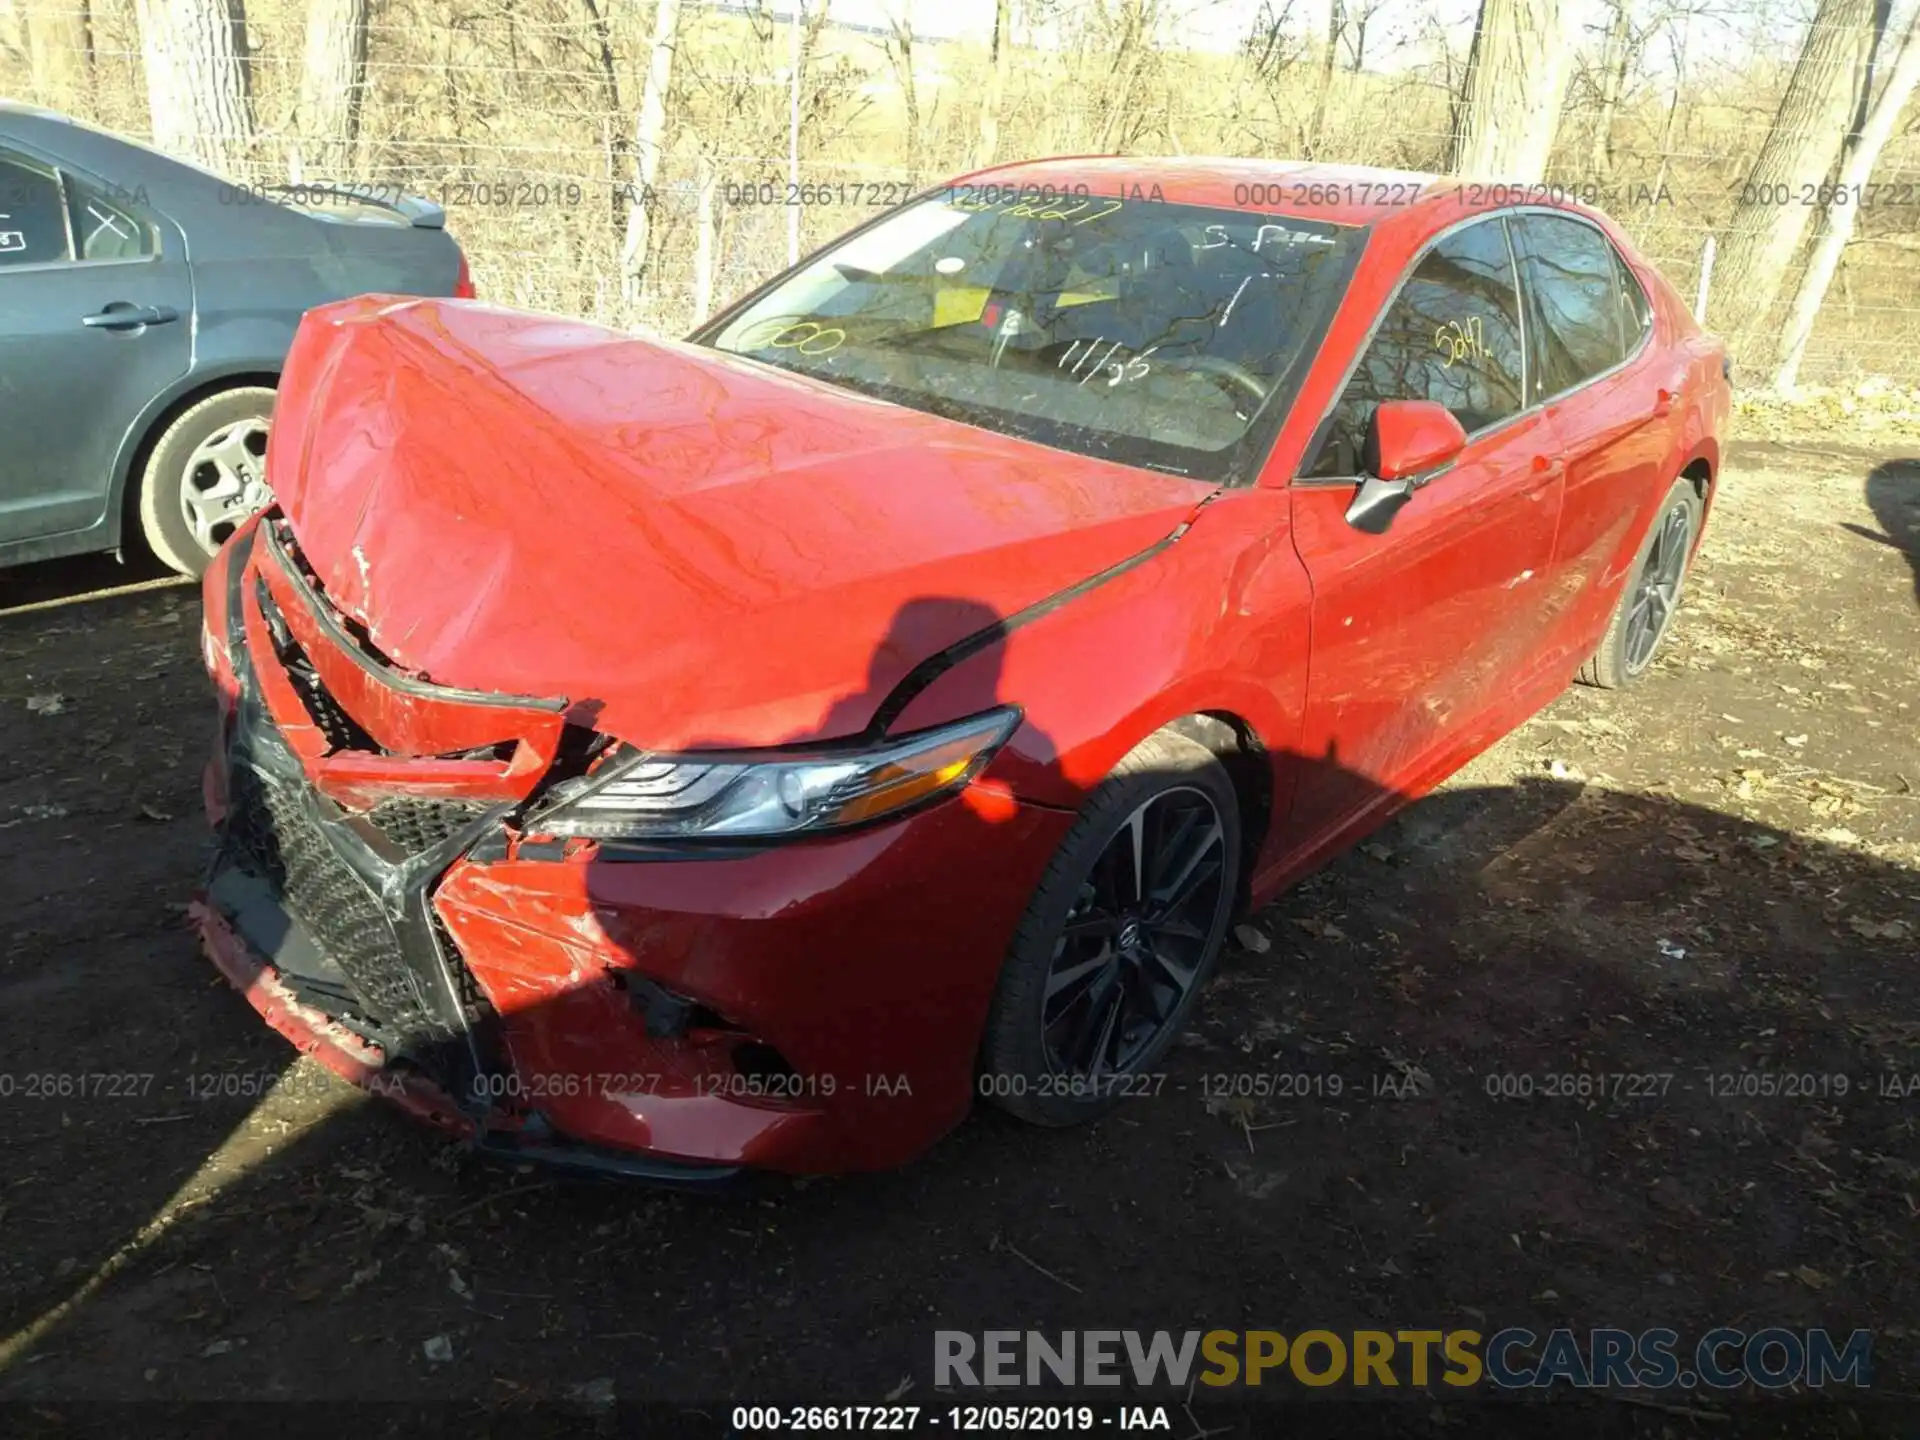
xmin=701 ymin=191 xmax=1366 ymax=482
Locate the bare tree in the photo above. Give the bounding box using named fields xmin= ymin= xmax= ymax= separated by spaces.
xmin=134 ymin=0 xmax=255 ymax=175
xmin=1708 ymin=0 xmax=1877 ymax=341
xmin=1096 ymin=0 xmax=1158 ymax=151
xmin=1447 ymin=0 xmax=1576 ymax=181
xmin=25 ymin=0 xmax=91 ymax=109
xmin=1588 ymin=0 xmax=1634 ymax=177
xmin=973 ymin=0 xmax=1011 ymax=166
xmin=1344 ymin=0 xmax=1384 ymax=71
xmin=293 ymin=0 xmax=369 ymax=180
xmin=578 ymin=0 xmax=629 ymax=233
xmin=1311 ymin=0 xmax=1344 ymax=152
xmin=620 ymin=0 xmax=682 ymax=300
xmin=1773 ymin=9 xmax=1920 ymax=389
xmin=881 ymin=3 xmax=920 ymax=175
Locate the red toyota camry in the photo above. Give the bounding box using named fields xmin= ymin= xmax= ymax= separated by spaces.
xmin=195 ymin=158 xmax=1729 ymax=1180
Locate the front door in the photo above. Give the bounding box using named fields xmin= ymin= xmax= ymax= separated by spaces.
xmin=0 ymin=146 xmax=192 ymax=544
xmin=1282 ymin=213 xmax=1565 ymax=856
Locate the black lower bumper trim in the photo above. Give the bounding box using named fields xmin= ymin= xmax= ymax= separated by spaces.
xmin=470 ymin=1130 xmax=748 ymax=1189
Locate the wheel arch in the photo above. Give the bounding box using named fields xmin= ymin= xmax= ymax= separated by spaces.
xmin=109 ymin=366 xmax=281 ymax=552
xmin=1680 ymin=452 xmax=1715 ymax=540
xmin=1159 ymin=710 xmax=1272 ymax=919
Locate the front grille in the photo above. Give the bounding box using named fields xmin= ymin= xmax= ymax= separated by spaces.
xmin=225 ymin=758 xmax=440 ymax=1034
xmin=365 ymin=797 xmax=489 ymax=852
xmin=434 ymin=911 xmax=495 ymax=1024
xmin=287 ymin=654 xmax=368 ymax=751
xmin=256 ymin=583 xmax=377 ymax=754
xmin=214 ymin=532 xmax=512 ymax=1085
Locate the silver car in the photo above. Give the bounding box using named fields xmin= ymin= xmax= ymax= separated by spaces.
xmin=0 ymin=103 xmax=471 ymax=576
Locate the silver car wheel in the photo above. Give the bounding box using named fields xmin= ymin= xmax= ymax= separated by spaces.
xmin=179 ymin=418 xmax=272 ymax=555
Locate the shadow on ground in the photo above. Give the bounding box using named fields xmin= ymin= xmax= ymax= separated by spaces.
xmin=1861 ymin=458 xmax=1920 ymax=607
xmin=0 ymin=575 xmax=1915 ymax=1434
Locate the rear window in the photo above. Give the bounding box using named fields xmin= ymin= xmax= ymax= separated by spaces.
xmin=1513 ymin=213 xmax=1633 ymax=397
xmin=68 ymin=175 xmax=154 ymax=260
xmin=701 ymin=192 xmax=1367 ymax=482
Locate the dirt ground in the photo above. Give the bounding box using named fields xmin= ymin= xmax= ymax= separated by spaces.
xmin=0 ymin=432 xmax=1916 ymax=1434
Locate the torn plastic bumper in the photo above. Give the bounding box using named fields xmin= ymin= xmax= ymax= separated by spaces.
xmin=193 ymin=518 xmax=1072 ymax=1175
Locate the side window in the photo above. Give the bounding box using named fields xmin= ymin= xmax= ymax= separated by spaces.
xmin=1514 ymin=214 xmax=1629 ymax=398
xmin=0 ymin=153 xmax=72 ymax=267
xmin=1306 ymin=217 xmax=1525 ymax=477
xmin=66 ymin=176 xmax=155 ymax=261
xmin=1614 ymin=249 xmax=1652 ymax=348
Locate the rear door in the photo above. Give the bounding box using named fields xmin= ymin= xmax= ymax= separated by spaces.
xmin=0 ymin=146 xmax=192 ymax=543
xmin=1283 ymin=213 xmax=1565 ymax=849
xmin=1508 ymin=211 xmax=1674 ymax=672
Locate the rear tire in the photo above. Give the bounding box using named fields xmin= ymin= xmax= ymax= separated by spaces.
xmin=137 ymin=386 xmax=277 ymax=578
xmin=1578 ymin=476 xmax=1703 ymax=689
xmin=980 ymin=730 xmax=1240 ymax=1127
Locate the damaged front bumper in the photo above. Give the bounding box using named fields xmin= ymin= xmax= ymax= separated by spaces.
xmin=194 ymin=516 xmax=1068 ymax=1177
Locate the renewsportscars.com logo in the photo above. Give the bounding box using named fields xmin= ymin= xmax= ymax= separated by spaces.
xmin=935 ymin=1328 xmax=1873 ymax=1391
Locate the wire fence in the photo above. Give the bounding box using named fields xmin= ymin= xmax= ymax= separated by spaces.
xmin=7 ymin=0 xmax=1920 ymax=382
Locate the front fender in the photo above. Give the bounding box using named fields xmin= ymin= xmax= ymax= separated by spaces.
xmin=888 ymin=487 xmax=1311 ymax=817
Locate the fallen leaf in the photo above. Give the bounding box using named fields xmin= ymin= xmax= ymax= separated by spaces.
xmin=1849 ymin=916 xmax=1911 ymax=940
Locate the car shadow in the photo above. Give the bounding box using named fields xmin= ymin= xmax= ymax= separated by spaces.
xmin=1853 ymin=458 xmax=1920 ymax=607
xmin=1 ymin=591 xmax=1917 ymax=1416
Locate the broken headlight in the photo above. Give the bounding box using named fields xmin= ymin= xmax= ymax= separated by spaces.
xmin=528 ymin=708 xmax=1021 ymax=841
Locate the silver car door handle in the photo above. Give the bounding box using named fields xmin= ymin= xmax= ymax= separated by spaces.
xmin=82 ymin=305 xmax=179 ymax=330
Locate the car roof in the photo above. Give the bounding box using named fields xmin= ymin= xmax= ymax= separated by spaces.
xmin=944 ymin=156 xmax=1462 ymax=226
xmin=0 ymin=101 xmax=72 ymax=121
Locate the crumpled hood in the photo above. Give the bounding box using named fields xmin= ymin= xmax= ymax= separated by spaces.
xmin=266 ymin=297 xmax=1209 ymax=749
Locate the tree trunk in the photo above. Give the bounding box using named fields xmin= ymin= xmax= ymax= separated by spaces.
xmin=619 ymin=0 xmax=681 ymax=299
xmin=134 ymin=0 xmax=255 ymax=176
xmin=579 ymin=0 xmax=628 ymax=234
xmin=1708 ymin=0 xmax=1876 ymax=343
xmin=1310 ymin=0 xmax=1343 ymax=154
xmin=293 ymin=0 xmax=368 ymax=181
xmin=1588 ymin=0 xmax=1631 ymax=179
xmin=26 ymin=0 xmax=91 ymax=109
xmin=1773 ymin=12 xmax=1920 ymax=390
xmin=1096 ymin=0 xmax=1151 ymax=151
xmin=974 ymin=0 xmax=1010 ymax=167
xmin=1446 ymin=0 xmax=1575 ymax=182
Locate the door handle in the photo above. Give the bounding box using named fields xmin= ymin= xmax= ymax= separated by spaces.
xmin=81 ymin=304 xmax=178 ymax=330
xmin=1652 ymin=378 xmax=1684 ymax=417
xmin=1530 ymin=454 xmax=1564 ymax=481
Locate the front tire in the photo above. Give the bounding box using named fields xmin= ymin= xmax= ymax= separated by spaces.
xmin=137 ymin=386 xmax=277 ymax=578
xmin=1578 ymin=476 xmax=1703 ymax=689
xmin=980 ymin=730 xmax=1240 ymax=1127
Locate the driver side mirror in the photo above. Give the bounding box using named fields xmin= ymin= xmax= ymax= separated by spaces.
xmin=1344 ymin=400 xmax=1468 ymax=534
